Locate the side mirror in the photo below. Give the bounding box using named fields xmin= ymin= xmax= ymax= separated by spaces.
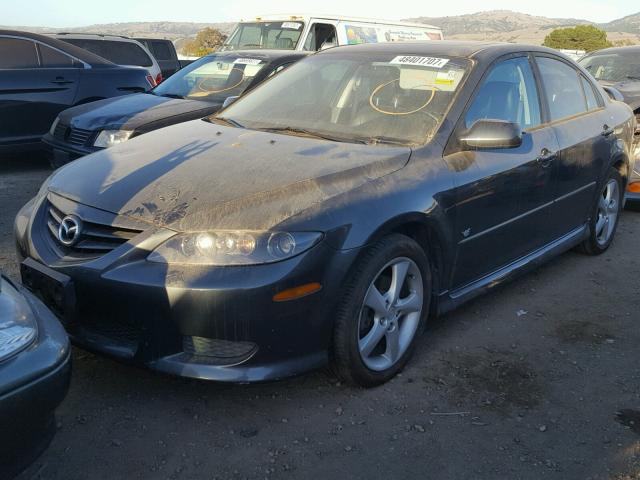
xmin=602 ymin=85 xmax=624 ymax=102
xmin=222 ymin=96 xmax=240 ymax=109
xmin=460 ymin=119 xmax=523 ymax=150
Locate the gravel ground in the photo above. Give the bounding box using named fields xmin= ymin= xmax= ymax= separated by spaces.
xmin=2 ymin=155 xmax=639 ymax=480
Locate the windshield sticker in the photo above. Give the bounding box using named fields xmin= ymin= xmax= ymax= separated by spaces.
xmin=281 ymin=22 xmax=303 ymax=30
xmin=435 ymin=70 xmax=457 ymax=86
xmin=390 ymin=56 xmax=450 ymax=69
xmin=233 ymin=58 xmax=262 ymax=65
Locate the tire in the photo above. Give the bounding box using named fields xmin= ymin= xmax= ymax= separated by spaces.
xmin=332 ymin=234 xmax=431 ymax=387
xmin=579 ymin=167 xmax=623 ymax=255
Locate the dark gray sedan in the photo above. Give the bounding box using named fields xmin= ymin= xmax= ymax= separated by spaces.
xmin=15 ymin=42 xmax=634 ymax=387
xmin=42 ymin=50 xmax=309 ymax=167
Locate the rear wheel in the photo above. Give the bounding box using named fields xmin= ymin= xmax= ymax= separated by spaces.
xmin=579 ymin=167 xmax=623 ymax=255
xmin=333 ymin=234 xmax=431 ymax=387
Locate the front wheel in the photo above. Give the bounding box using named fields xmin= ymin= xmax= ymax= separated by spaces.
xmin=579 ymin=167 xmax=623 ymax=255
xmin=332 ymin=234 xmax=431 ymax=387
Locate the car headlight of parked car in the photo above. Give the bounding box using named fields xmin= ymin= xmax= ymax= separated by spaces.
xmin=0 ymin=276 xmax=37 ymax=362
xmin=148 ymin=230 xmax=322 ymax=266
xmin=94 ymin=130 xmax=134 ymax=148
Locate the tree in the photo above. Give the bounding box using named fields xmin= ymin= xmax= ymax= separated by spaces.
xmin=543 ymin=25 xmax=613 ymax=52
xmin=182 ymin=28 xmax=227 ymax=57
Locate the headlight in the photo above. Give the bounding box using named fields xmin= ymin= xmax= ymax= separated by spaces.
xmin=147 ymin=230 xmax=322 ymax=266
xmin=0 ymin=276 xmax=37 ymax=362
xmin=93 ymin=130 xmax=134 ymax=148
xmin=49 ymin=117 xmax=60 ymax=136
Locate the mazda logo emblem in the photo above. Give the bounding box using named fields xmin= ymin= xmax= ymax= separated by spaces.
xmin=58 ymin=215 xmax=82 ymax=246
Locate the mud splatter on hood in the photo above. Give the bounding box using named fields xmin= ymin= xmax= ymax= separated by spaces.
xmin=48 ymin=119 xmax=411 ymax=231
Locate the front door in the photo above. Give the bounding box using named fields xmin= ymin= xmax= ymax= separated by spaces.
xmin=444 ymin=55 xmax=559 ymax=289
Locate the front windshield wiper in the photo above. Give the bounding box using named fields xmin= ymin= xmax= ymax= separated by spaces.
xmin=159 ymin=93 xmax=184 ymax=99
xmin=626 ymin=75 xmax=640 ymax=81
xmin=253 ymin=126 xmax=356 ymax=143
xmin=206 ymin=116 xmax=245 ymax=128
xmin=364 ymin=136 xmax=412 ymax=146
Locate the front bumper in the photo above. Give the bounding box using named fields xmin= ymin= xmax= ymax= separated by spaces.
xmin=0 ymin=277 xmax=71 ymax=479
xmin=15 ymin=196 xmax=358 ymax=383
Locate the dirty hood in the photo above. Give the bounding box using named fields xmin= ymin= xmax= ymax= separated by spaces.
xmin=48 ymin=119 xmax=411 ymax=231
xmin=59 ymin=93 xmax=220 ymax=133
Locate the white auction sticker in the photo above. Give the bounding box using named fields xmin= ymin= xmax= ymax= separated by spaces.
xmin=233 ymin=58 xmax=262 ymax=65
xmin=390 ymin=56 xmax=450 ymax=69
xmin=281 ymin=22 xmax=303 ymax=30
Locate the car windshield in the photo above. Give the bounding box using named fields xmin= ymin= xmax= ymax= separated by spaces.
xmin=221 ymin=22 xmax=304 ymax=51
xmin=579 ymin=51 xmax=640 ymax=83
xmin=214 ymin=52 xmax=470 ymax=145
xmin=62 ymin=38 xmax=153 ymax=67
xmin=152 ymin=54 xmax=267 ymax=102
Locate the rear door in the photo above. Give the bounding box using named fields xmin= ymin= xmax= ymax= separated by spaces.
xmin=0 ymin=36 xmax=80 ymax=147
xmin=534 ymin=55 xmax=609 ymax=238
xmin=445 ymin=55 xmax=559 ymax=288
xmin=146 ymin=40 xmax=179 ymax=78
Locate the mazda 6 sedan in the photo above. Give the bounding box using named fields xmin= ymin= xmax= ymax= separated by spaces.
xmin=14 ymin=42 xmax=634 ymax=387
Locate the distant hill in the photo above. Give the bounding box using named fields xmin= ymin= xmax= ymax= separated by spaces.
xmin=406 ymin=9 xmax=640 ymax=45
xmin=4 ymin=10 xmax=640 ymax=51
xmin=406 ymin=10 xmax=590 ymax=36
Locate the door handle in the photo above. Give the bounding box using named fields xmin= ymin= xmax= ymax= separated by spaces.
xmin=51 ymin=77 xmax=74 ymax=85
xmin=536 ymin=148 xmax=556 ymax=168
xmin=602 ymin=125 xmax=615 ymax=137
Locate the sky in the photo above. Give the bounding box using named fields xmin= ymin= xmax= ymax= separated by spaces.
xmin=0 ymin=0 xmax=637 ymax=27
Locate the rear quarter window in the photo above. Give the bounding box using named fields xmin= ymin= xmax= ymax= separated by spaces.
xmin=64 ymin=39 xmax=152 ymax=67
xmin=151 ymin=41 xmax=173 ymax=61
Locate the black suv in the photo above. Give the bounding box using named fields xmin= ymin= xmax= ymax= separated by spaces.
xmin=0 ymin=30 xmax=153 ymax=154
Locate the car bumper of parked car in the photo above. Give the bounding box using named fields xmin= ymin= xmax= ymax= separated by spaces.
xmin=15 ymin=203 xmax=358 ymax=382
xmin=0 ymin=278 xmax=71 ymax=479
xmin=41 ymin=134 xmax=99 ymax=167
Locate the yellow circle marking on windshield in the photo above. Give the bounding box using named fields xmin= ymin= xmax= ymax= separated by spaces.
xmin=194 ymin=67 xmax=246 ymax=95
xmin=369 ymin=79 xmax=437 ymax=116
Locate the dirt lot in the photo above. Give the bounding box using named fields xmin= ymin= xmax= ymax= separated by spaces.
xmin=2 ymin=155 xmax=639 ymax=480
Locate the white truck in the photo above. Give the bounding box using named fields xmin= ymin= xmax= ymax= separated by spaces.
xmin=221 ymin=14 xmax=443 ymax=52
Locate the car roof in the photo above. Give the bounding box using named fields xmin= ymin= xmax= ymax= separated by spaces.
xmin=317 ymin=40 xmax=568 ymax=61
xmin=205 ymin=49 xmax=311 ymax=61
xmin=585 ymin=45 xmax=640 ymax=55
xmin=52 ymin=33 xmax=139 ymax=42
xmin=0 ymin=29 xmax=116 ymax=66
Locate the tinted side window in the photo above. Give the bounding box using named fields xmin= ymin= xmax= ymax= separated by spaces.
xmin=151 ymin=41 xmax=172 ymax=60
xmin=537 ymin=57 xmax=587 ymax=121
xmin=39 ymin=44 xmax=75 ymax=68
xmin=63 ymin=39 xmax=152 ymax=67
xmin=0 ymin=37 xmax=39 ymax=68
xmin=466 ymin=56 xmax=541 ymax=130
xmin=580 ymin=75 xmax=601 ymax=110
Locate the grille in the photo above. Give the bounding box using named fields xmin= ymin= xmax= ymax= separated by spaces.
xmin=183 ymin=336 xmax=257 ymax=360
xmin=67 ymin=127 xmax=94 ymax=146
xmin=52 ymin=123 xmax=94 ymax=146
xmin=46 ymin=201 xmax=142 ymax=258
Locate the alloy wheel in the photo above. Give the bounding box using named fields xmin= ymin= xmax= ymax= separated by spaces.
xmin=357 ymin=257 xmax=424 ymax=371
xmin=595 ymin=179 xmax=620 ymax=246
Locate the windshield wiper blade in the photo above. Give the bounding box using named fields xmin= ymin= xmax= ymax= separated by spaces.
xmin=159 ymin=93 xmax=184 ymax=99
xmin=626 ymin=75 xmax=640 ymax=81
xmin=255 ymin=126 xmax=353 ymax=142
xmin=364 ymin=136 xmax=411 ymax=146
xmin=207 ymin=116 xmax=245 ymax=128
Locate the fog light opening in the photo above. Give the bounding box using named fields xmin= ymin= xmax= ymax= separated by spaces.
xmin=273 ymin=282 xmax=322 ymax=302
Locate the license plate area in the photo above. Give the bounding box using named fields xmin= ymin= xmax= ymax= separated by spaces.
xmin=21 ymin=258 xmax=76 ymax=324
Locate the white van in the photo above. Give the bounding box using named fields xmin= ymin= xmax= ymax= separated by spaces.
xmin=221 ymin=14 xmax=443 ymax=52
